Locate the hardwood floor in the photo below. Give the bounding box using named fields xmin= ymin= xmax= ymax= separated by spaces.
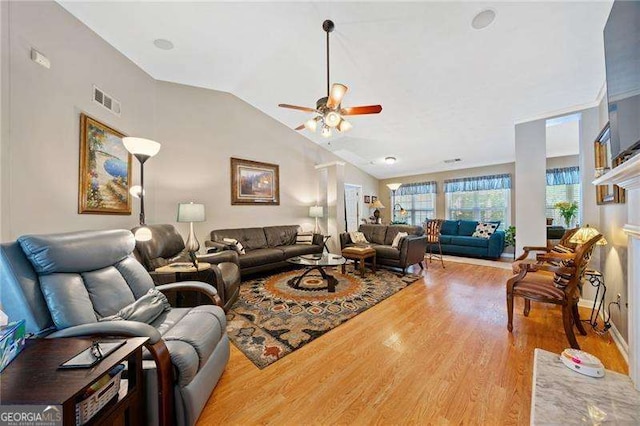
xmin=198 ymin=261 xmax=627 ymax=425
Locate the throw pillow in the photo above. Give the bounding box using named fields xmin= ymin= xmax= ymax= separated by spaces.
xmin=392 ymin=232 xmax=408 ymax=249
xmin=296 ymin=232 xmax=314 ymax=245
xmin=349 ymin=231 xmax=369 ymax=244
xmin=223 ymin=237 xmax=246 ymax=255
xmin=472 ymin=222 xmax=498 ymax=239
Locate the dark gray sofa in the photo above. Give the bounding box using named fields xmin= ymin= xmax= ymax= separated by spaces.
xmin=205 ymin=225 xmax=323 ymax=276
xmin=340 ymin=224 xmax=427 ymax=274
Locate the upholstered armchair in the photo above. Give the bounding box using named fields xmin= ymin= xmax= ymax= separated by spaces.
xmin=512 ymin=227 xmax=579 ymax=274
xmin=0 ymin=229 xmax=230 ymax=426
xmin=132 ymin=224 xmax=241 ymax=311
xmin=506 ymin=233 xmax=601 ymax=349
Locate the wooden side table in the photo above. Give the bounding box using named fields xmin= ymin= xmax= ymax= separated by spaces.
xmin=1 ymin=336 xmax=148 ymax=425
xmin=341 ymin=247 xmax=377 ymax=277
xmin=155 ymin=262 xmax=213 ymax=306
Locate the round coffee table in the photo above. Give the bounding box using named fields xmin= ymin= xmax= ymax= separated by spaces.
xmin=286 ymin=254 xmax=346 ymax=293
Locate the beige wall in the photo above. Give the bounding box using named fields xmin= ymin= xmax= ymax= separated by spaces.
xmin=597 ymin=95 xmax=629 ymax=342
xmin=2 ymin=1 xmax=156 ymax=240
xmin=152 ymin=81 xmax=377 ymax=247
xmin=379 ymin=162 xmax=516 ymax=225
xmin=0 ymin=2 xmax=377 ymax=244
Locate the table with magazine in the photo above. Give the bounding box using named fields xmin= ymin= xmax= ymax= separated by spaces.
xmin=286 ymin=253 xmax=346 ymax=293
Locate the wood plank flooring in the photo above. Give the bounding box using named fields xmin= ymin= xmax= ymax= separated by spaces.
xmin=198 ymin=260 xmax=627 ymax=425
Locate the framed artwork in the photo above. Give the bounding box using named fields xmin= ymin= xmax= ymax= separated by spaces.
xmin=371 ymin=195 xmax=378 ymax=202
xmin=230 ymin=157 xmax=280 ymax=205
xmin=78 ymin=113 xmax=132 ymax=214
xmin=594 ymin=123 xmax=625 ymax=205
xmin=364 ymin=195 xmax=371 ymax=204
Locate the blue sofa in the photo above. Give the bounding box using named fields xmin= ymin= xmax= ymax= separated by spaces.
xmin=427 ymin=220 xmax=505 ymax=259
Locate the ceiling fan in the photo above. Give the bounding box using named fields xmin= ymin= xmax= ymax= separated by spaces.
xmin=278 ymin=19 xmax=382 ymax=138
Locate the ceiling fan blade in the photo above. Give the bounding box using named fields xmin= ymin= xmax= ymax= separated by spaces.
xmin=278 ymin=104 xmax=317 ymax=113
xmin=294 ymin=124 xmax=305 ymax=130
xmin=341 ymin=105 xmax=383 ymax=115
xmin=326 ymin=83 xmax=348 ymax=109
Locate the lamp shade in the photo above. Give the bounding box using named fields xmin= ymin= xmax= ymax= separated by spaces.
xmin=122 ymin=137 xmax=161 ymax=157
xmin=370 ymin=200 xmax=385 ymax=209
xmin=387 ymin=183 xmax=402 ymax=191
xmin=309 ymin=206 xmax=324 ymax=218
xmin=134 ymin=227 xmax=152 ymax=242
xmin=177 ymin=202 xmax=206 ymax=223
xmin=569 ymin=224 xmax=607 ymax=246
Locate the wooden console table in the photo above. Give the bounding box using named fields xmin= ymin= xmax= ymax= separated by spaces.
xmin=1 ymin=337 xmax=148 ymax=425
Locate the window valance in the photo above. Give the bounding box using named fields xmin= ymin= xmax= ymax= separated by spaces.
xmin=396 ymin=181 xmax=437 ymax=195
xmin=444 ymin=174 xmax=511 ymax=193
xmin=546 ymin=166 xmax=580 ymax=186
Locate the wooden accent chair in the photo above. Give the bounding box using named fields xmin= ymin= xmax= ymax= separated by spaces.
xmin=424 ymin=219 xmax=445 ymax=268
xmin=506 ymin=233 xmax=601 ymax=349
xmin=511 ymin=227 xmax=579 ymax=274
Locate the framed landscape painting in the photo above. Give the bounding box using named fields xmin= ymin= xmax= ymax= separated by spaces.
xmin=230 ymin=157 xmax=280 ymax=205
xmin=78 ymin=113 xmax=132 ymax=214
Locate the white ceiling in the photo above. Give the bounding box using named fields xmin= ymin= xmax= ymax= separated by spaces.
xmin=58 ymin=1 xmax=612 ymax=179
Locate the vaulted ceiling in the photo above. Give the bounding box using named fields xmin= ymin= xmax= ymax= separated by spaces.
xmin=59 ymin=1 xmax=612 ymax=179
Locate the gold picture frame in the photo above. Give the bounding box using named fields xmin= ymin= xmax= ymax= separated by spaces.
xmin=594 ymin=123 xmax=625 ymax=205
xmin=78 ymin=113 xmax=132 ymax=214
xmin=230 ymin=157 xmax=280 ymax=205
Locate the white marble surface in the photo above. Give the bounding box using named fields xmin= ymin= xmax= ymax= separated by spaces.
xmin=532 ymin=349 xmax=640 ymax=425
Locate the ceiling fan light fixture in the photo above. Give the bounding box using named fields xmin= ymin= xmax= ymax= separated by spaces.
xmin=337 ymin=119 xmax=352 ymax=133
xmin=321 ymin=125 xmax=332 ymax=138
xmin=304 ymin=118 xmax=318 ymax=132
xmin=325 ymin=111 xmax=341 ymax=127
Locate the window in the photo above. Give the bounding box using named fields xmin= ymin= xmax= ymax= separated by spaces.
xmin=444 ymin=174 xmax=511 ymax=228
xmin=393 ymin=181 xmax=436 ymax=226
xmin=546 ymin=167 xmax=581 ymax=227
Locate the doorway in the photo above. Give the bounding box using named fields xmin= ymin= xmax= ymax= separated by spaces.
xmin=344 ymin=184 xmax=362 ymax=232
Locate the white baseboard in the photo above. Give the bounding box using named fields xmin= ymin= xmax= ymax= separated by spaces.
xmin=578 ymin=298 xmax=629 ymax=364
xmin=609 ymin=320 xmax=629 ymax=365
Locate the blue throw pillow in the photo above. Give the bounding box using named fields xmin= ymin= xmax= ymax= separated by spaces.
xmin=458 ymin=220 xmax=479 ymax=236
xmin=440 ymin=220 xmax=459 ymax=235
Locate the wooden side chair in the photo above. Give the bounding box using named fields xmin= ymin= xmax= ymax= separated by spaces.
xmin=424 ymin=219 xmax=445 ymax=268
xmin=506 ymin=232 xmax=601 ymax=349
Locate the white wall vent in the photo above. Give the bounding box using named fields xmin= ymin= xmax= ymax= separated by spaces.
xmin=92 ymin=85 xmax=121 ymax=116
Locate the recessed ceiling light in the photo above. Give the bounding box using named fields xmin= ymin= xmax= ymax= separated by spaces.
xmin=471 ymin=9 xmax=496 ymax=30
xmin=385 ymin=156 xmax=397 ymax=165
xmin=153 ymin=39 xmax=174 ymax=50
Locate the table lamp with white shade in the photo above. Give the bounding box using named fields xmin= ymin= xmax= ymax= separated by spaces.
xmin=177 ymin=202 xmax=206 ymax=265
xmin=370 ymin=199 xmax=385 ymax=224
xmin=123 ymin=137 xmax=161 ymax=241
xmin=309 ymin=205 xmax=324 ymax=233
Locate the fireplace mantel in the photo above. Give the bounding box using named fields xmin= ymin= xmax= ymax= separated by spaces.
xmin=593 ymin=153 xmax=640 ymax=189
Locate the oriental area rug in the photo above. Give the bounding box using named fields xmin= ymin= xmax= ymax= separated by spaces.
xmin=226 ymin=265 xmax=421 ymax=368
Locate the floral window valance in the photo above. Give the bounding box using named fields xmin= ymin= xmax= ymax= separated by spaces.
xmin=444 ymin=174 xmax=511 ymax=193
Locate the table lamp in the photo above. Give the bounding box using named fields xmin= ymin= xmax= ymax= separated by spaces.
xmin=123 ymin=137 xmax=161 ymax=241
xmin=370 ymin=199 xmax=385 ymax=224
xmin=177 ymin=202 xmax=206 ymax=265
xmin=309 ymin=205 xmax=324 ymax=233
xmin=569 ymin=224 xmax=608 ymax=246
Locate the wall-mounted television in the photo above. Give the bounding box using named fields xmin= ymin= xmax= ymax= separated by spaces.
xmin=604 ymin=0 xmax=640 ymax=163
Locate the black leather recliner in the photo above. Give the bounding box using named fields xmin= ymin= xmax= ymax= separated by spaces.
xmin=132 ymin=224 xmax=241 ymax=311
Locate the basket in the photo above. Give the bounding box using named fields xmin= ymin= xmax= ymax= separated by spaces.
xmin=75 ymin=367 xmax=123 ymax=425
